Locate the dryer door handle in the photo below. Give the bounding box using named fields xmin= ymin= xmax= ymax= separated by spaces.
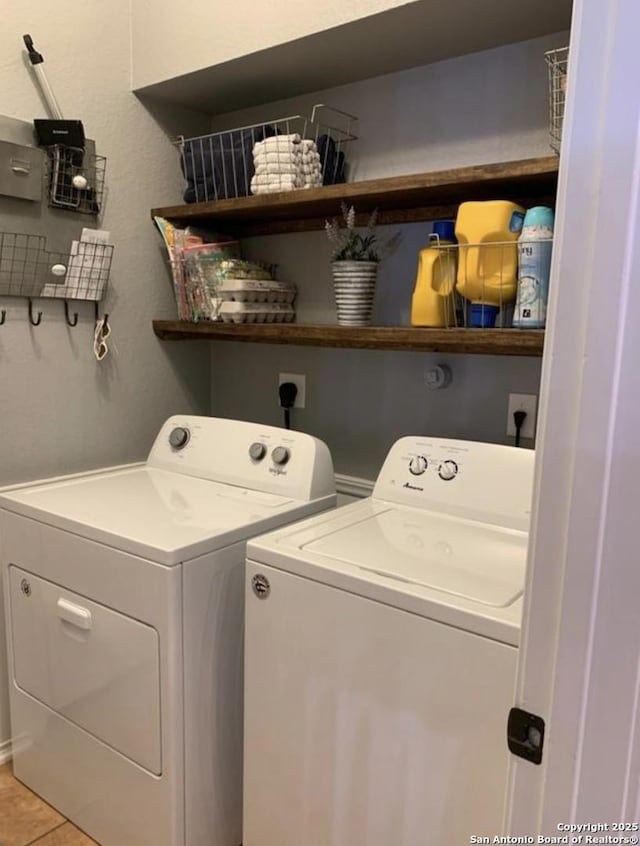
xmin=57 ymin=597 xmax=92 ymax=630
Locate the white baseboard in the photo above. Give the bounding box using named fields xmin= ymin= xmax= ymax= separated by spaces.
xmin=335 ymin=473 xmax=374 ymax=500
xmin=0 ymin=738 xmax=12 ymax=766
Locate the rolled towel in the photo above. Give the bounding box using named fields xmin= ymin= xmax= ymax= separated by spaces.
xmin=300 ymin=139 xmax=317 ymax=152
xmin=251 ymin=180 xmax=301 ymax=195
xmin=253 ymin=150 xmax=302 ymax=165
xmin=253 ymin=136 xmax=301 ymax=155
xmin=255 ymin=162 xmax=302 ymax=176
xmin=251 ymin=173 xmax=303 ymax=191
xmin=258 ymin=133 xmax=301 ymax=145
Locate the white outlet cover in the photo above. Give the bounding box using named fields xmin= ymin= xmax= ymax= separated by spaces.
xmin=506 ymin=393 xmax=537 ymax=439
xmin=278 ymin=372 xmax=306 ymax=409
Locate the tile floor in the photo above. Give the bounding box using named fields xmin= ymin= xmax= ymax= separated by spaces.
xmin=0 ymin=763 xmax=97 ymax=846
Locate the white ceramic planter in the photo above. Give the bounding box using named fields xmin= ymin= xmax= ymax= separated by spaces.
xmin=331 ymin=261 xmax=378 ymax=326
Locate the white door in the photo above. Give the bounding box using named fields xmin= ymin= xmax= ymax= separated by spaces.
xmin=506 ymin=0 xmax=640 ymax=832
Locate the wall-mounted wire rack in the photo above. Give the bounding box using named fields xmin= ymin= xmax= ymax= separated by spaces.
xmin=0 ymin=231 xmax=113 ymax=325
xmin=545 ymin=47 xmax=569 ymax=154
xmin=42 ymin=144 xmax=106 ymax=215
xmin=178 ymin=104 xmax=358 ymax=203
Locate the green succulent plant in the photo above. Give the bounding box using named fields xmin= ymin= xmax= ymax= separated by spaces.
xmin=325 ymin=202 xmax=401 ymax=262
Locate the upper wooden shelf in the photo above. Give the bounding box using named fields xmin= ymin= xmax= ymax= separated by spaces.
xmin=152 ymin=321 xmax=545 ymax=357
xmin=151 ymin=156 xmax=559 ymax=236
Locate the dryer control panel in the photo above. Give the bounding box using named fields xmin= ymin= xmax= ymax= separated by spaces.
xmin=148 ymin=416 xmax=335 ymax=501
xmin=372 ymin=436 xmax=534 ymax=531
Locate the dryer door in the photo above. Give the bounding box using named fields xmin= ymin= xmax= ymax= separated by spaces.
xmin=9 ymin=565 xmax=162 ymax=774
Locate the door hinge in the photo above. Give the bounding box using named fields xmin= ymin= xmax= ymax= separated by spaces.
xmin=507 ymin=707 xmax=545 ymax=765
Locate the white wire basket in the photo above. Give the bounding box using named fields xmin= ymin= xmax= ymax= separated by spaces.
xmin=178 ymin=104 xmax=358 ymax=203
xmin=411 ymin=236 xmax=554 ymax=330
xmin=545 ymin=47 xmax=569 ymax=154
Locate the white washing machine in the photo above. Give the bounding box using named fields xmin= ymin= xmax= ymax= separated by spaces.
xmin=0 ymin=415 xmax=335 ymax=846
xmin=244 ymin=436 xmax=534 ymax=846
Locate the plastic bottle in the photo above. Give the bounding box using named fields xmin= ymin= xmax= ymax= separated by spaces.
xmin=454 ymin=200 xmax=525 ymax=327
xmin=512 ymin=206 xmax=554 ymax=328
xmin=410 ymin=221 xmax=457 ymax=327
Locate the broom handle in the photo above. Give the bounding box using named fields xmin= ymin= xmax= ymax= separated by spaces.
xmin=23 ymin=34 xmax=64 ymax=120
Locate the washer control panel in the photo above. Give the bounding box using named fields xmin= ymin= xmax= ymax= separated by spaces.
xmin=372 ymin=435 xmax=535 ymax=530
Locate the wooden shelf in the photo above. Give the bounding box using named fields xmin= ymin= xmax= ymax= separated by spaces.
xmin=152 ymin=321 xmax=545 ymax=356
xmin=151 ymin=156 xmax=558 ymax=236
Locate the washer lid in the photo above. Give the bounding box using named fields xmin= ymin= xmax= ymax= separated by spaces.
xmin=0 ymin=465 xmax=300 ymax=564
xmin=303 ymin=506 xmax=526 ymax=608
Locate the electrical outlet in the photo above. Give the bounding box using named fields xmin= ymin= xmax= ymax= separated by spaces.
xmin=506 ymin=393 xmax=537 ymax=439
xmin=278 ymin=373 xmax=306 ymax=409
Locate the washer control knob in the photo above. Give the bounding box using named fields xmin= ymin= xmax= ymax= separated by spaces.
xmin=272 ymin=446 xmax=290 ymax=466
xmin=169 ymin=426 xmax=190 ymax=450
xmin=409 ymin=455 xmax=428 ymax=476
xmin=438 ymin=460 xmax=458 ymax=481
xmin=249 ymin=442 xmax=267 ymax=461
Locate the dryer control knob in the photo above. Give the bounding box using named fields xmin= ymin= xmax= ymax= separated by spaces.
xmin=409 ymin=455 xmax=428 ymax=476
xmin=249 ymin=442 xmax=267 ymax=461
xmin=272 ymin=446 xmax=290 ymax=466
xmin=438 ymin=460 xmax=458 ymax=481
xmin=169 ymin=426 xmax=190 ymax=450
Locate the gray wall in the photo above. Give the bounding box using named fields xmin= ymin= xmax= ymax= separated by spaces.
xmin=0 ymin=2 xmax=211 ymax=746
xmin=0 ymin=4 xmax=212 ymax=487
xmin=210 ymin=32 xmax=567 ymax=479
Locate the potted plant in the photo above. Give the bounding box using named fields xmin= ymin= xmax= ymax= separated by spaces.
xmin=325 ymin=203 xmax=401 ymax=326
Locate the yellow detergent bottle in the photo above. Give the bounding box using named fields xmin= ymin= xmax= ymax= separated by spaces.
xmin=455 ymin=201 xmax=525 ymax=327
xmin=410 ymin=221 xmax=457 ymax=327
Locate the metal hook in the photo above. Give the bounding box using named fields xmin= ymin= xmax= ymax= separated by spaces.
xmin=28 ymin=298 xmax=42 ymax=326
xmin=0 ymin=309 xmax=6 ymax=326
xmin=64 ymin=300 xmax=79 ymax=327
xmin=94 ymin=301 xmax=108 ymax=329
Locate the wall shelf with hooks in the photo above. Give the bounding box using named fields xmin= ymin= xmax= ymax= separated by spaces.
xmin=0 ymin=230 xmax=113 ymax=326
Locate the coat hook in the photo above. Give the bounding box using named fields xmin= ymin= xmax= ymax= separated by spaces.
xmin=28 ymin=298 xmax=42 ymax=326
xmin=64 ymin=300 xmax=79 ymax=327
xmin=0 ymin=309 xmax=6 ymax=326
xmin=94 ymin=301 xmax=108 ymax=329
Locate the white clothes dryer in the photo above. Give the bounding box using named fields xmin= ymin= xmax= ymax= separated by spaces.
xmin=244 ymin=436 xmax=534 ymax=846
xmin=0 ymin=415 xmax=335 ymax=846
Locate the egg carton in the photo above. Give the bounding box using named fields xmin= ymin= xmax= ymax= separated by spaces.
xmin=216 ymin=278 xmax=296 ymax=304
xmin=219 ymin=302 xmax=295 ymax=324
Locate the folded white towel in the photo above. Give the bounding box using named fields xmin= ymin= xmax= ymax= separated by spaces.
xmin=300 ymin=139 xmax=317 ymax=152
xmin=301 ymin=151 xmax=320 ymax=161
xmin=253 ymin=151 xmax=302 ymax=165
xmin=251 ymin=174 xmax=303 ymax=190
xmin=260 ymin=133 xmax=301 ymax=145
xmin=299 ymin=163 xmax=321 ymax=173
xmin=253 ymin=135 xmax=301 ymax=154
xmin=255 ymin=162 xmax=302 ymax=175
xmin=251 ymin=180 xmax=302 ymax=194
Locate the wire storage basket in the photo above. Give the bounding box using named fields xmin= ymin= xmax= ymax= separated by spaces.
xmin=0 ymin=231 xmax=113 ymax=302
xmin=169 ymin=249 xmax=293 ymax=323
xmin=178 ymin=104 xmax=358 ymax=203
xmin=545 ymin=47 xmax=569 ymax=154
xmin=43 ymin=145 xmax=106 ymax=215
xmin=411 ymin=236 xmax=554 ymax=330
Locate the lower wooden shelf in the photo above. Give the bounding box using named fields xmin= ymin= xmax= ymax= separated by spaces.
xmin=152 ymin=321 xmax=544 ymax=356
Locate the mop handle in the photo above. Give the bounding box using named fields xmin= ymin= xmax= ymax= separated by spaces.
xmin=23 ymin=34 xmax=64 ymax=120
